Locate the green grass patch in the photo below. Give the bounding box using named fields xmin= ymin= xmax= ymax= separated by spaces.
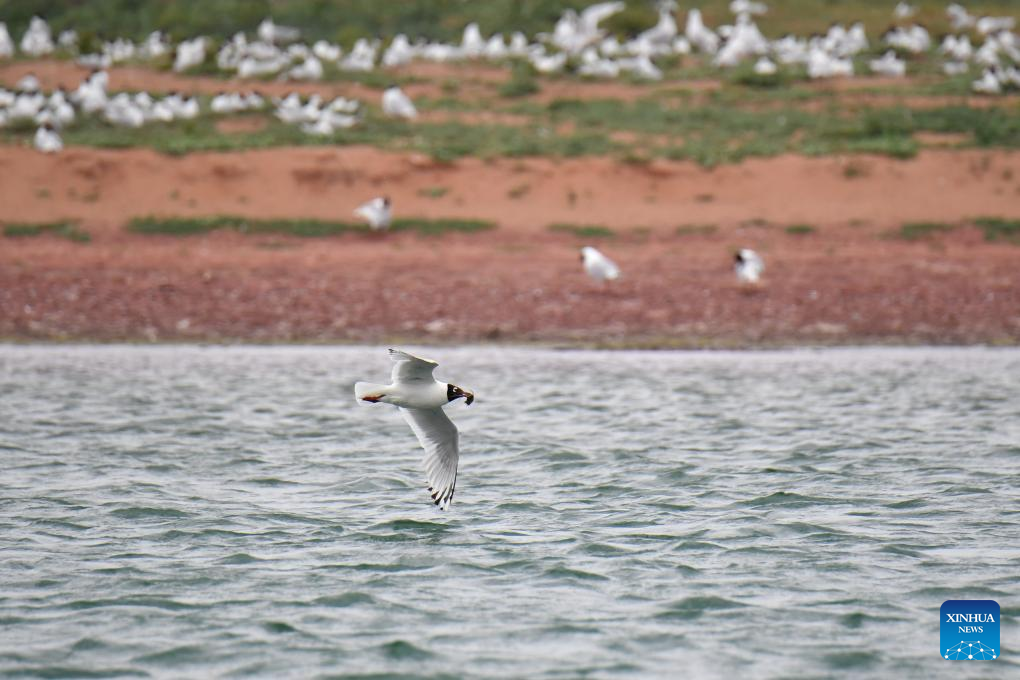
xmin=896 ymin=221 xmax=956 ymax=241
xmin=3 ymin=220 xmax=90 ymax=243
xmin=973 ymin=217 xmax=1020 ymax=244
xmin=129 ymin=215 xmax=495 ymax=237
xmin=129 ymin=216 xmax=243 ymax=235
xmin=127 ymin=218 xmax=493 ymax=239
xmin=0 ymin=94 xmax=1014 ymax=166
xmin=785 ymin=224 xmax=816 ymax=236
xmin=0 ymin=109 xmax=618 ymax=160
xmin=676 ymin=224 xmax=718 ymax=236
xmin=548 ymin=223 xmax=616 ymax=238
xmin=0 ymin=75 xmax=1017 ymax=167
xmin=390 ymin=217 xmax=496 ymax=235
xmin=499 ymin=62 xmax=540 ymax=99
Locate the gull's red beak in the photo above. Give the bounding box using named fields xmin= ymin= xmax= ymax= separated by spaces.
xmin=464 ymin=391 xmax=475 ymax=405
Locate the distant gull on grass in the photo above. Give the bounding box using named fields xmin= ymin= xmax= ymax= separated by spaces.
xmin=355 ymin=349 xmax=474 ymax=510
xmin=382 ymin=85 xmax=417 ymax=120
xmin=354 ymin=196 xmax=392 ymax=231
xmin=34 ymin=122 xmax=62 ymax=153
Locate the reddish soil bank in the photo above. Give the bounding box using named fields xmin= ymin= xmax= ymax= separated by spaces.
xmin=1 ymin=145 xmax=1019 ymax=345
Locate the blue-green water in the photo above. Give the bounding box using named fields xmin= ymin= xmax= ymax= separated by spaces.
xmin=1 ymin=346 xmax=1018 ymax=679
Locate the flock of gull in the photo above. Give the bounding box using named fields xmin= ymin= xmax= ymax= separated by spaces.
xmin=1 ymin=2 xmax=1018 ymax=155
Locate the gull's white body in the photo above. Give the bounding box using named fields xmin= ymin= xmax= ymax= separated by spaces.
xmin=581 ymin=245 xmax=620 ymax=282
xmin=894 ymin=2 xmax=916 ymax=20
xmin=735 ymin=248 xmax=765 ymax=284
xmin=357 ymin=377 xmax=449 ymax=410
xmin=0 ymin=23 xmax=14 ymax=58
xmin=870 ymin=50 xmax=906 ymax=77
xmin=382 ymin=86 xmax=417 ymax=119
xmin=17 ymin=73 xmax=40 ymax=92
xmin=354 ymin=197 xmax=391 ymax=230
xmin=34 ymin=125 xmax=62 ymax=153
xmin=354 ymin=349 xmax=471 ymax=510
xmin=754 ymin=56 xmax=777 ymax=75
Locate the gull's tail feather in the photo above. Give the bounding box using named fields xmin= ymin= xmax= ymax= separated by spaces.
xmin=354 ymin=381 xmax=387 ymax=402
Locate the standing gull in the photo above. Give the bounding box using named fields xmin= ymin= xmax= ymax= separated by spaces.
xmin=580 ymin=245 xmax=620 ymax=283
xmin=734 ymin=248 xmax=765 ymax=284
xmin=354 ymin=196 xmax=392 ymax=230
xmin=381 ymin=85 xmax=417 ymax=120
xmin=355 ymin=349 xmax=474 ymax=510
xmin=34 ymin=122 xmax=62 ymax=154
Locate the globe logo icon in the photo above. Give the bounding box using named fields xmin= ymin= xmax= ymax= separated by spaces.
xmin=945 ymin=641 xmax=996 ymax=661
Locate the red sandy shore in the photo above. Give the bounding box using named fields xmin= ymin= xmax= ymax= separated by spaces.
xmin=1 ymin=143 xmax=1019 ymax=345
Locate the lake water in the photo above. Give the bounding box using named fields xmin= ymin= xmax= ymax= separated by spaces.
xmin=1 ymin=345 xmax=1018 ymax=679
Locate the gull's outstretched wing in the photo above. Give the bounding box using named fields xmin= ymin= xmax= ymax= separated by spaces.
xmin=389 ymin=348 xmax=439 ymax=384
xmin=399 ymin=407 xmax=459 ymax=510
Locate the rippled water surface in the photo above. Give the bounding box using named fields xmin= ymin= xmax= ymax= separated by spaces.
xmin=1 ymin=345 xmax=1018 ymax=679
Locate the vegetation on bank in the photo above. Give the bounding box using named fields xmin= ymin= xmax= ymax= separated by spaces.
xmin=3 ymin=95 xmax=1016 ymax=166
xmin=896 ymin=221 xmax=956 ymax=240
xmin=127 ymin=215 xmax=496 ymax=237
xmin=1 ymin=1 xmax=1019 ymax=166
xmin=2 ymin=220 xmax=90 ymax=242
xmin=548 ymin=223 xmax=616 ymax=238
xmin=893 ymin=218 xmax=1020 ymax=243
xmin=973 ymin=217 xmax=1020 ymax=244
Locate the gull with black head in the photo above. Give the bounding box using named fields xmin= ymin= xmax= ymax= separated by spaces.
xmin=355 ymin=349 xmax=474 ymax=510
xmin=354 ymin=196 xmax=392 ymax=230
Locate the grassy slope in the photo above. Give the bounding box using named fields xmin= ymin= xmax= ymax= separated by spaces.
xmin=1 ymin=2 xmax=1018 ymax=165
xmin=3 ymin=91 xmax=1017 ymax=165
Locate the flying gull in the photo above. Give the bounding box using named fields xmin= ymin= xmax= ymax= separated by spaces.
xmin=355 ymin=349 xmax=474 ymax=510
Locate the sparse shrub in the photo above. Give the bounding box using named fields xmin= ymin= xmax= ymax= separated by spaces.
xmin=676 ymin=224 xmax=718 ymax=236
xmin=897 ymin=221 xmax=956 ymax=241
xmin=3 ymin=220 xmax=90 ymax=243
xmin=128 ymin=215 xmax=495 ymax=237
xmin=499 ymin=62 xmax=539 ymax=98
xmin=973 ymin=217 xmax=1020 ymax=244
xmin=417 ymin=186 xmax=449 ymax=199
xmin=507 ymin=183 xmax=530 ymax=199
xmin=843 ymin=161 xmax=868 ymax=179
xmin=549 ymin=223 xmax=615 ymax=238
xmin=390 ymin=218 xmax=496 ymax=235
